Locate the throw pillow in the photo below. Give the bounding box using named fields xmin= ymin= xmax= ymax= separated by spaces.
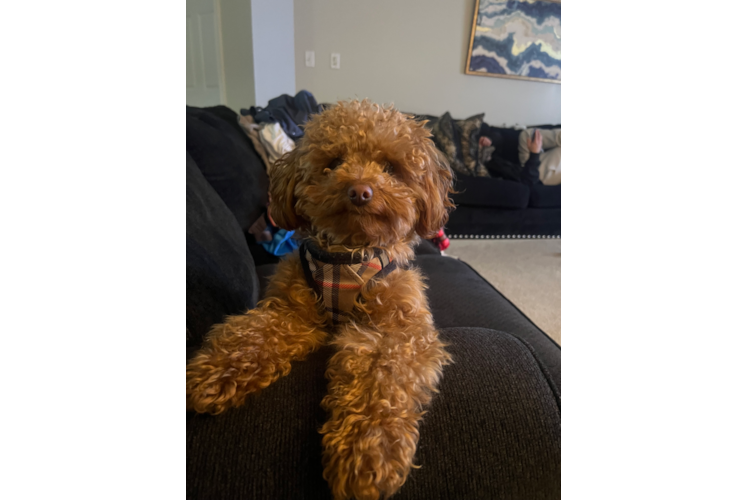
xmin=428 ymin=112 xmax=490 ymax=177
xmin=454 ymin=113 xmax=490 ymax=177
xmin=430 ymin=112 xmax=469 ymax=175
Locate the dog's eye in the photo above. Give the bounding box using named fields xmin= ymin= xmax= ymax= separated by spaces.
xmin=329 ymin=158 xmax=343 ymax=169
xmin=383 ymin=161 xmax=395 ymax=174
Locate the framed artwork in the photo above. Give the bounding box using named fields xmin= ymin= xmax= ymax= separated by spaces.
xmin=465 ymin=0 xmax=561 ymax=84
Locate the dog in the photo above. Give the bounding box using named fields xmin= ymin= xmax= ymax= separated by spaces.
xmin=186 ymin=100 xmax=454 ymax=500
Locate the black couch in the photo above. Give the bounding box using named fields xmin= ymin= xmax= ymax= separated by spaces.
xmin=186 ymin=105 xmax=561 ymax=499
xmin=417 ymin=115 xmax=561 ymax=240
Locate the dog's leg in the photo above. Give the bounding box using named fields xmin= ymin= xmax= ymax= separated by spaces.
xmin=321 ymin=268 xmax=452 ymax=500
xmin=187 ymin=255 xmax=328 ymax=415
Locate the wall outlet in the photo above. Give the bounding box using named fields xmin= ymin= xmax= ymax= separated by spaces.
xmin=331 ymin=53 xmax=340 ymax=69
xmin=305 ymin=51 xmax=315 ymax=67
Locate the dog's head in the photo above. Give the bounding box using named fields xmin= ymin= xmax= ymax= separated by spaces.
xmin=269 ymin=100 xmax=454 ymax=247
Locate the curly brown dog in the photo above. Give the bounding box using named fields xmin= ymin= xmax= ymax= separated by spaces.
xmin=186 ymin=100 xmax=454 ymax=500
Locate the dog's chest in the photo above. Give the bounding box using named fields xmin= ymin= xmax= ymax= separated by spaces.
xmin=299 ymin=241 xmax=399 ymax=325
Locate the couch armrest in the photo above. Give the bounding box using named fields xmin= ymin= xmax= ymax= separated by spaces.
xmin=187 ymin=327 xmax=560 ymax=499
xmin=415 ymin=254 xmax=561 ymax=390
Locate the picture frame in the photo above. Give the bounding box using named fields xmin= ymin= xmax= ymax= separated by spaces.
xmin=465 ymin=0 xmax=561 ymax=84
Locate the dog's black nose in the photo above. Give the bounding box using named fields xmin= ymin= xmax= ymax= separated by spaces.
xmin=348 ymin=184 xmax=373 ymax=206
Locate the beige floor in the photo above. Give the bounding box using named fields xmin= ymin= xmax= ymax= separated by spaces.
xmin=443 ymin=239 xmax=561 ymax=344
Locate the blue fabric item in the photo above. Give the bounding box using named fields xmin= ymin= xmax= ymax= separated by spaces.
xmin=241 ymin=90 xmax=322 ymax=141
xmin=261 ymin=228 xmax=300 ymax=256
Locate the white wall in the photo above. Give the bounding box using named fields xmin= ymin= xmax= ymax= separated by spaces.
xmin=187 ymin=0 xmax=224 ymax=107
xmin=294 ymin=0 xmax=561 ymax=126
xmin=219 ymin=0 xmax=255 ymax=111
xmin=251 ymin=0 xmax=296 ymax=107
xmin=202 ymin=0 xmax=296 ymax=111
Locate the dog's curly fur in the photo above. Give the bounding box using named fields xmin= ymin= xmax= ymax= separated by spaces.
xmin=187 ymin=100 xmax=454 ymax=500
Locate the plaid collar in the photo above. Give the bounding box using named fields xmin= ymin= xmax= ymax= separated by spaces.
xmin=299 ymin=240 xmax=399 ymax=325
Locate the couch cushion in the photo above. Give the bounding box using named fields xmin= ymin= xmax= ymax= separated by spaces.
xmin=186 ymin=153 xmax=259 ymax=360
xmin=415 ymin=255 xmax=560 ymax=390
xmin=451 ymin=172 xmax=530 ymax=209
xmin=529 ymin=184 xmax=562 ymax=208
xmin=187 ymin=327 xmax=560 ymax=499
xmin=186 ymin=106 xmax=269 ymax=232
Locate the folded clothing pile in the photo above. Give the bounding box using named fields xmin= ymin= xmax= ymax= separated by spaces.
xmin=238 ymin=90 xmax=324 ymax=172
xmin=242 ymin=90 xmax=323 ymax=141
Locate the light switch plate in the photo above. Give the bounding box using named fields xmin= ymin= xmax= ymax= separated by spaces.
xmin=305 ymin=51 xmax=315 ymax=67
xmin=331 ymin=53 xmax=340 ymax=69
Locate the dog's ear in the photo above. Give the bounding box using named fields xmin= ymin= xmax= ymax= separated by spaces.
xmin=415 ymin=140 xmax=455 ymax=239
xmin=269 ymin=148 xmax=304 ymax=230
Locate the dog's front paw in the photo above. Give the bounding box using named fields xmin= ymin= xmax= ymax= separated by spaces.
xmin=186 ymin=344 xmax=288 ymax=414
xmin=186 ymin=347 xmax=268 ymax=414
xmin=186 ymin=359 xmax=243 ymax=415
xmin=322 ymin=414 xmax=418 ymax=500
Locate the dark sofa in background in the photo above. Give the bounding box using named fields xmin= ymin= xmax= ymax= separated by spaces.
xmin=186 ymin=105 xmax=561 ymax=499
xmin=417 ymin=113 xmax=561 ymax=239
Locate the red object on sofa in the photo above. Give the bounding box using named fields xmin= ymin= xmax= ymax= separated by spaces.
xmin=431 ymin=228 xmax=450 ymax=251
